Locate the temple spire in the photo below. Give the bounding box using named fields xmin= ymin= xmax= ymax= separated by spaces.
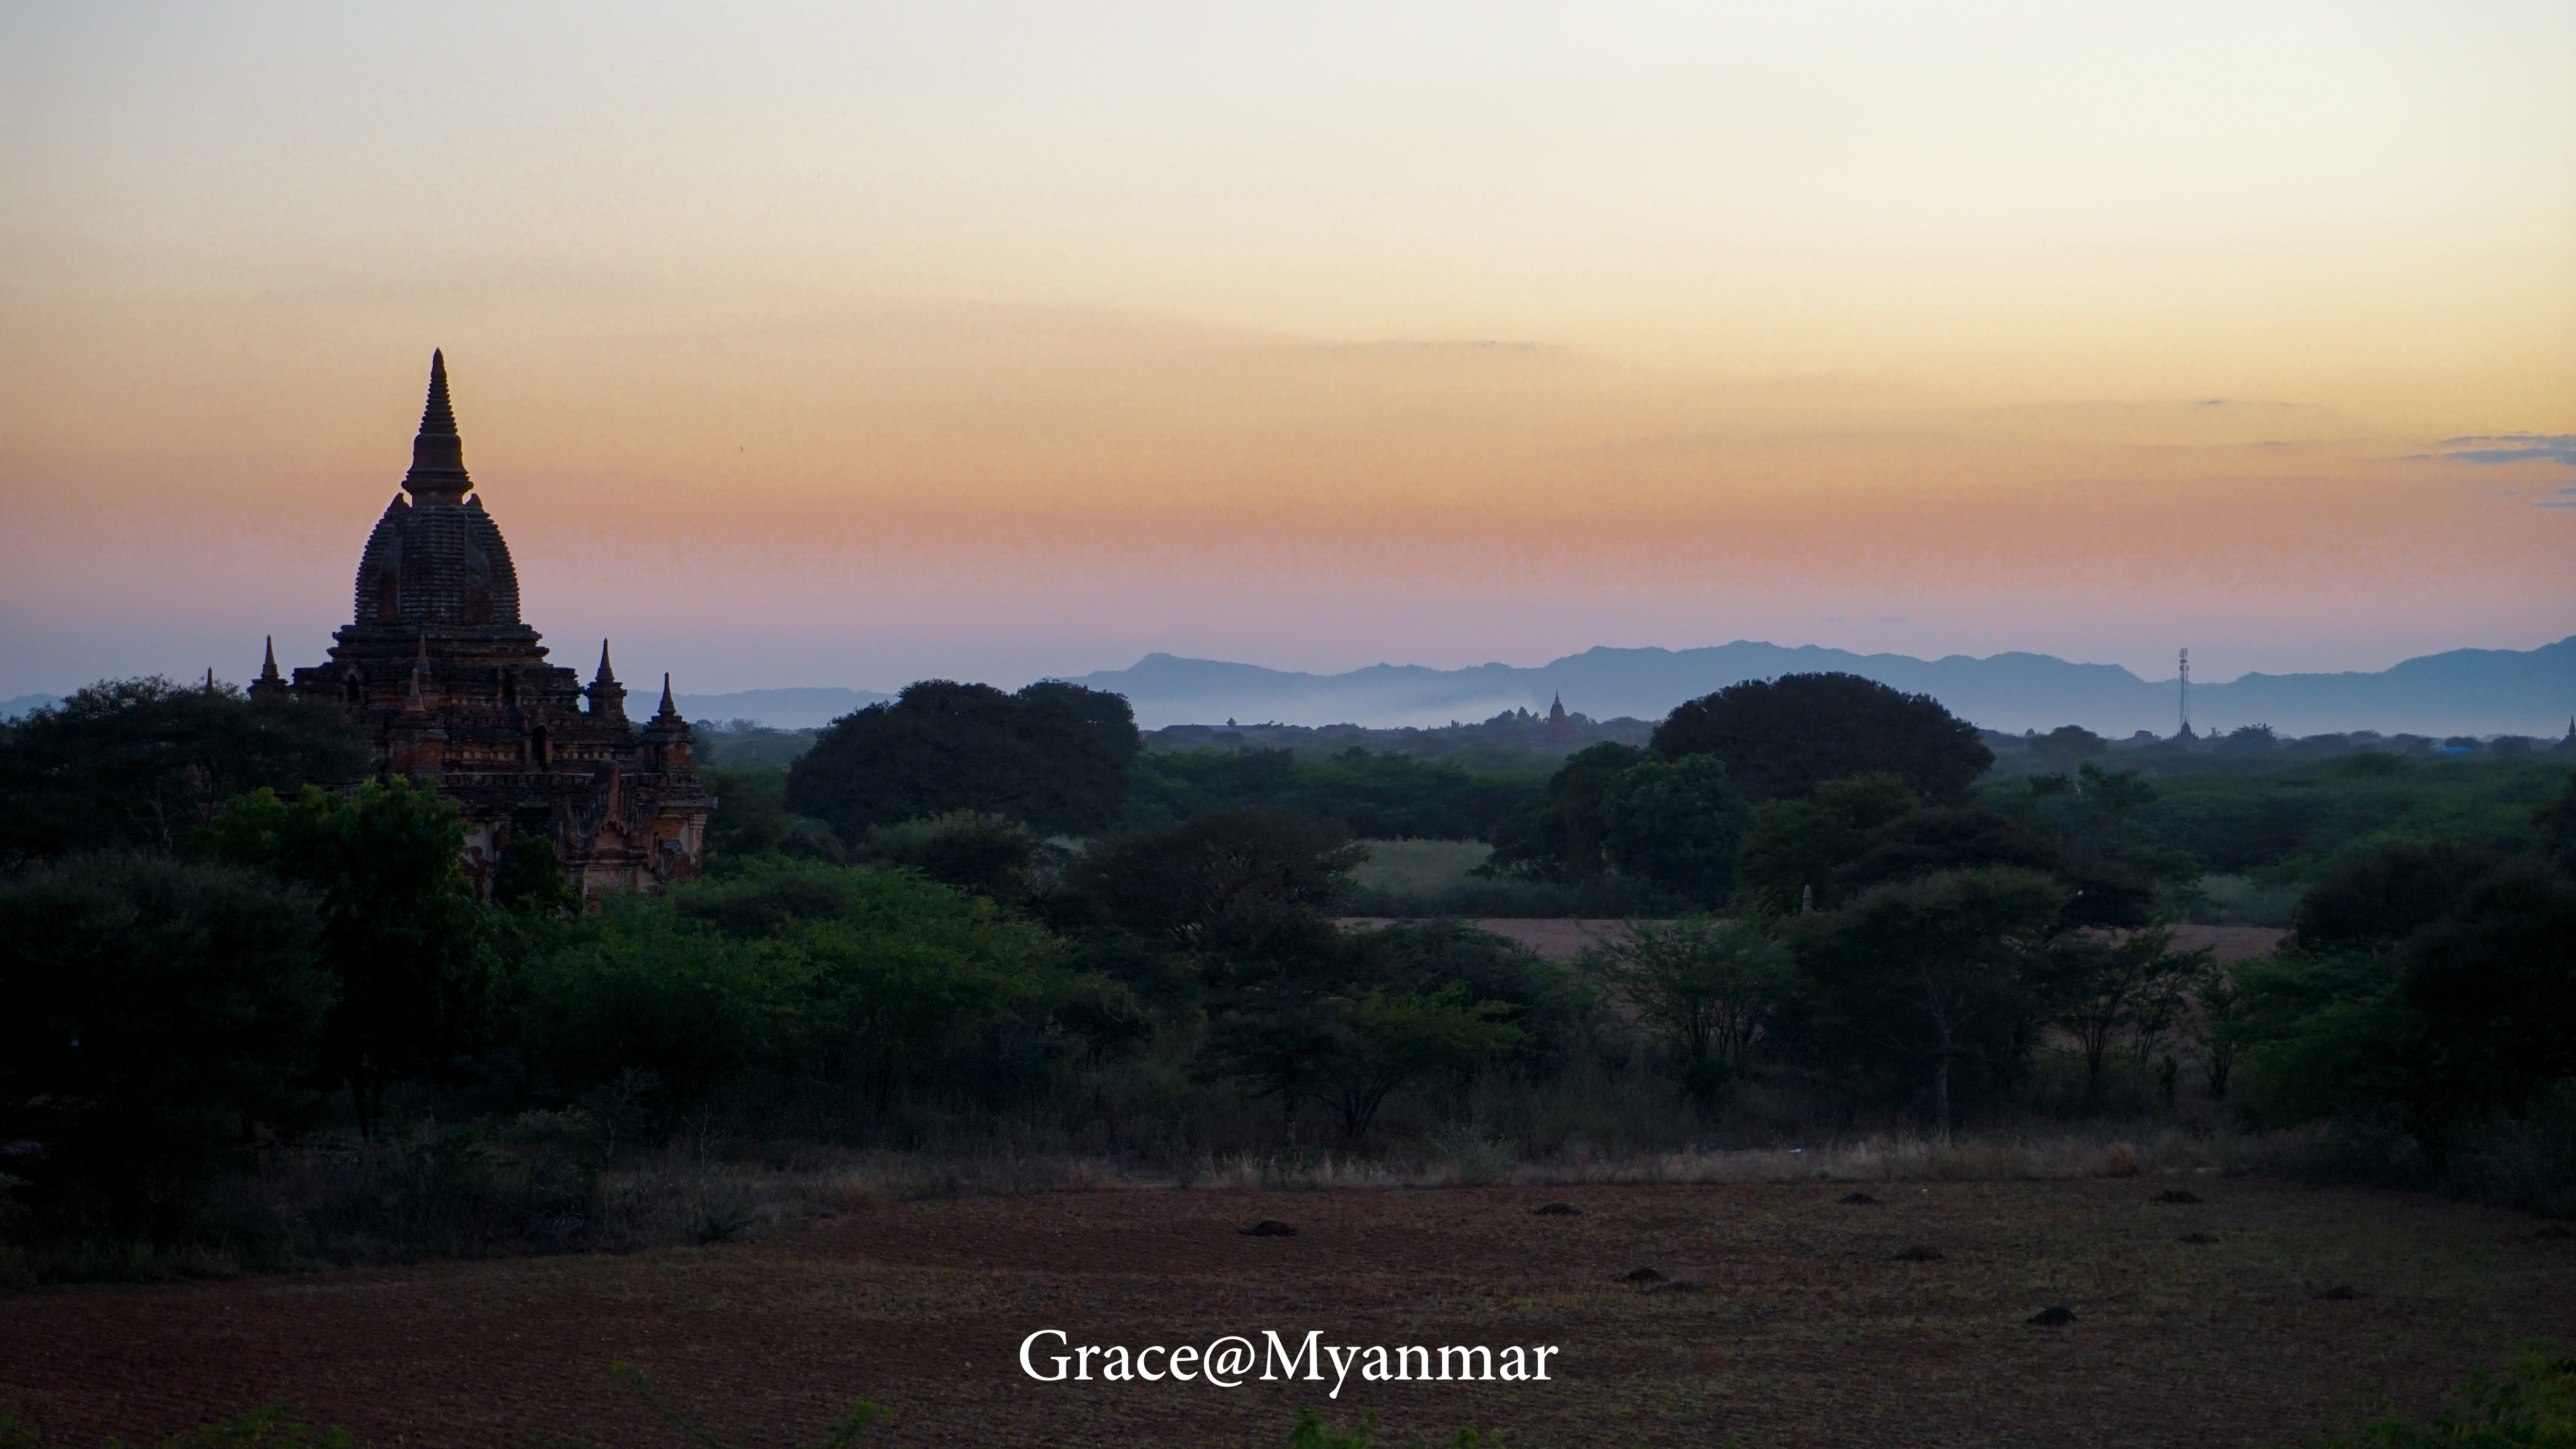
xmin=401 ymin=348 xmax=473 ymax=505
xmin=587 ymin=640 xmax=628 ymax=721
xmin=656 ymin=672 xmax=679 ymax=720
xmin=248 ymin=635 xmax=291 ymax=700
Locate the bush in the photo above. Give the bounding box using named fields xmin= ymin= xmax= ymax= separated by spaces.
xmin=2275 ymin=1340 xmax=2574 ymax=1447
xmin=0 ymin=854 xmax=332 ymax=1240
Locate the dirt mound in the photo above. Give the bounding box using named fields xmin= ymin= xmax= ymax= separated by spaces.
xmin=1840 ymin=1191 xmax=1879 ymax=1205
xmin=2177 ymin=1232 xmax=2218 ymax=1245
xmin=2153 ymin=1189 xmax=2202 ymax=1204
xmin=1620 ymin=1267 xmax=1664 ymax=1285
xmin=2313 ymin=1285 xmax=2360 ymax=1300
xmin=1239 ymin=1220 xmax=1296 ymax=1237
xmin=1532 ymin=1202 xmax=1580 ymax=1217
xmin=1892 ymin=1245 xmax=1945 ymax=1262
xmin=2027 ymin=1305 xmax=2077 ymax=1325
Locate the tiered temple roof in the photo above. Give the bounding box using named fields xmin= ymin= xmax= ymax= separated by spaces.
xmin=262 ymin=353 xmax=713 ymax=899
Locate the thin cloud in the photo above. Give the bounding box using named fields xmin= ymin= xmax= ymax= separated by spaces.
xmin=2438 ymin=434 xmax=2576 ymax=467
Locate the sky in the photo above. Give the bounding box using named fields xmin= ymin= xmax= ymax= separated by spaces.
xmin=4 ymin=0 xmax=2572 ymax=703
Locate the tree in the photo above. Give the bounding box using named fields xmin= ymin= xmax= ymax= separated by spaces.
xmin=861 ymin=811 xmax=1056 ymax=902
xmin=2027 ymin=726 xmax=2108 ymax=773
xmin=1585 ymin=917 xmax=1792 ymax=1100
xmin=1599 ymin=754 xmax=1751 ymax=906
xmin=2045 ymin=929 xmax=2210 ymax=1113
xmin=1067 ymin=806 xmax=1367 ymax=946
xmin=0 ymin=854 xmax=332 ymax=1237
xmin=702 ymin=764 xmax=848 ymax=868
xmin=200 ymin=781 xmax=498 ymax=1136
xmin=785 ymin=680 xmax=1140 ymax=840
xmin=1733 ymin=773 xmax=1922 ymax=917
xmin=1791 ymin=867 xmax=2065 ymax=1136
xmin=1311 ymin=985 xmax=1522 ymax=1144
xmin=0 ymin=676 xmax=366 ymax=868
xmin=494 ymin=831 xmax=581 ymax=916
xmin=2535 ymin=773 xmax=2576 ymax=875
xmin=1649 ymin=673 xmax=1993 ymax=804
xmin=1482 ymin=742 xmax=1645 ymax=882
xmin=2293 ymin=840 xmax=2510 ymax=947
xmin=1832 ymin=807 xmax=2062 ymax=896
xmin=517 ymin=859 xmax=1069 ymax=1109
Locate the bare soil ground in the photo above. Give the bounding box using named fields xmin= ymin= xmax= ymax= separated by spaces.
xmin=4 ymin=1178 xmax=2566 ymax=1448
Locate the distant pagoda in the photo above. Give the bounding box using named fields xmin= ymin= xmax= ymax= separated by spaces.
xmin=251 ymin=352 xmax=713 ymax=899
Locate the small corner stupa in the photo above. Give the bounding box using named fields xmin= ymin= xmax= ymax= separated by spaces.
xmin=261 ymin=351 xmax=714 ymax=900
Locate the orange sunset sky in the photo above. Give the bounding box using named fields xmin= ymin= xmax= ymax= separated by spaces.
xmin=4 ymin=1 xmax=2571 ymax=702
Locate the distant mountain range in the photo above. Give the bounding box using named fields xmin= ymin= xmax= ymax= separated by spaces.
xmin=1052 ymin=639 xmax=2576 ymax=737
xmin=667 ymin=637 xmax=2576 ymax=737
xmin=19 ymin=637 xmax=2573 ymax=737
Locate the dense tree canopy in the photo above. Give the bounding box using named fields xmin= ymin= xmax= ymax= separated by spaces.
xmin=0 ymin=854 xmax=332 ymax=1236
xmin=785 ymin=680 xmax=1140 ymax=839
xmin=1649 ymin=673 xmax=1992 ymax=804
xmin=1733 ymin=773 xmax=1922 ymax=917
xmin=1598 ymin=754 xmax=1751 ymax=906
xmin=1483 ymin=742 xmax=1646 ymax=883
xmin=0 ymin=677 xmax=366 ymax=868
xmin=1127 ymin=745 xmax=1536 ymax=840
xmin=1790 ymin=866 xmax=2067 ymax=1136
xmin=1067 ymin=805 xmax=1367 ymax=946
xmin=200 ymin=781 xmax=498 ymax=1135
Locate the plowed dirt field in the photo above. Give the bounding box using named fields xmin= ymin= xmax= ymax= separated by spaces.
xmin=6 ymin=1179 xmax=2570 ymax=1447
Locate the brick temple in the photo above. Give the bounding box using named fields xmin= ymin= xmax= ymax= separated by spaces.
xmin=250 ymin=351 xmax=713 ymax=898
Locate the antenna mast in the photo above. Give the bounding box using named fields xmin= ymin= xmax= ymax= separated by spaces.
xmin=2178 ymin=647 xmax=2191 ymax=737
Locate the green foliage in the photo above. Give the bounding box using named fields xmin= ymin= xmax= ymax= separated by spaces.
xmin=1732 ymin=772 xmax=1921 ymax=917
xmin=2043 ymin=930 xmax=2210 ymax=1113
xmin=694 ymin=721 xmax=821 ymax=769
xmin=1790 ymin=867 xmax=2067 ymax=1134
xmin=2295 ymin=840 xmax=2513 ymax=945
xmin=2114 ymin=755 xmax=2569 ymax=877
xmin=1069 ymin=806 xmax=1368 ymax=945
xmin=1831 ymin=806 xmax=2063 ymax=900
xmin=1361 ymin=919 xmax=1584 ymax=1063
xmin=1650 ymin=672 xmax=1993 ymax=804
xmin=199 ymin=781 xmax=499 ymax=1135
xmin=493 ymin=831 xmax=580 ymax=916
xmin=702 ymin=764 xmax=848 ymax=868
xmin=1584 ymin=917 xmax=1791 ymax=1076
xmin=1129 ymin=746 xmax=1542 ymax=839
xmin=517 ymin=859 xmax=1072 ymax=1107
xmin=785 ymin=679 xmax=1139 ymax=839
xmin=1314 ymin=983 xmax=1524 ymax=1143
xmin=2027 ymin=725 xmax=2108 ymax=773
xmin=518 ymin=906 xmax=811 ymax=1100
xmin=0 ymin=675 xmax=366 ymax=868
xmin=2276 ymin=1340 xmax=2575 ymax=1448
xmin=1483 ymin=742 xmax=1645 ymax=883
xmin=2240 ymin=851 xmax=2576 ymax=1166
xmin=0 ymin=854 xmax=331 ymax=1238
xmin=1599 ymin=754 xmax=1751 ymax=906
xmin=859 ymin=810 xmax=1056 ymax=902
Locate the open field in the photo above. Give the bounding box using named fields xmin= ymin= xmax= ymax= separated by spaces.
xmin=6 ymin=1178 xmax=2570 ymax=1448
